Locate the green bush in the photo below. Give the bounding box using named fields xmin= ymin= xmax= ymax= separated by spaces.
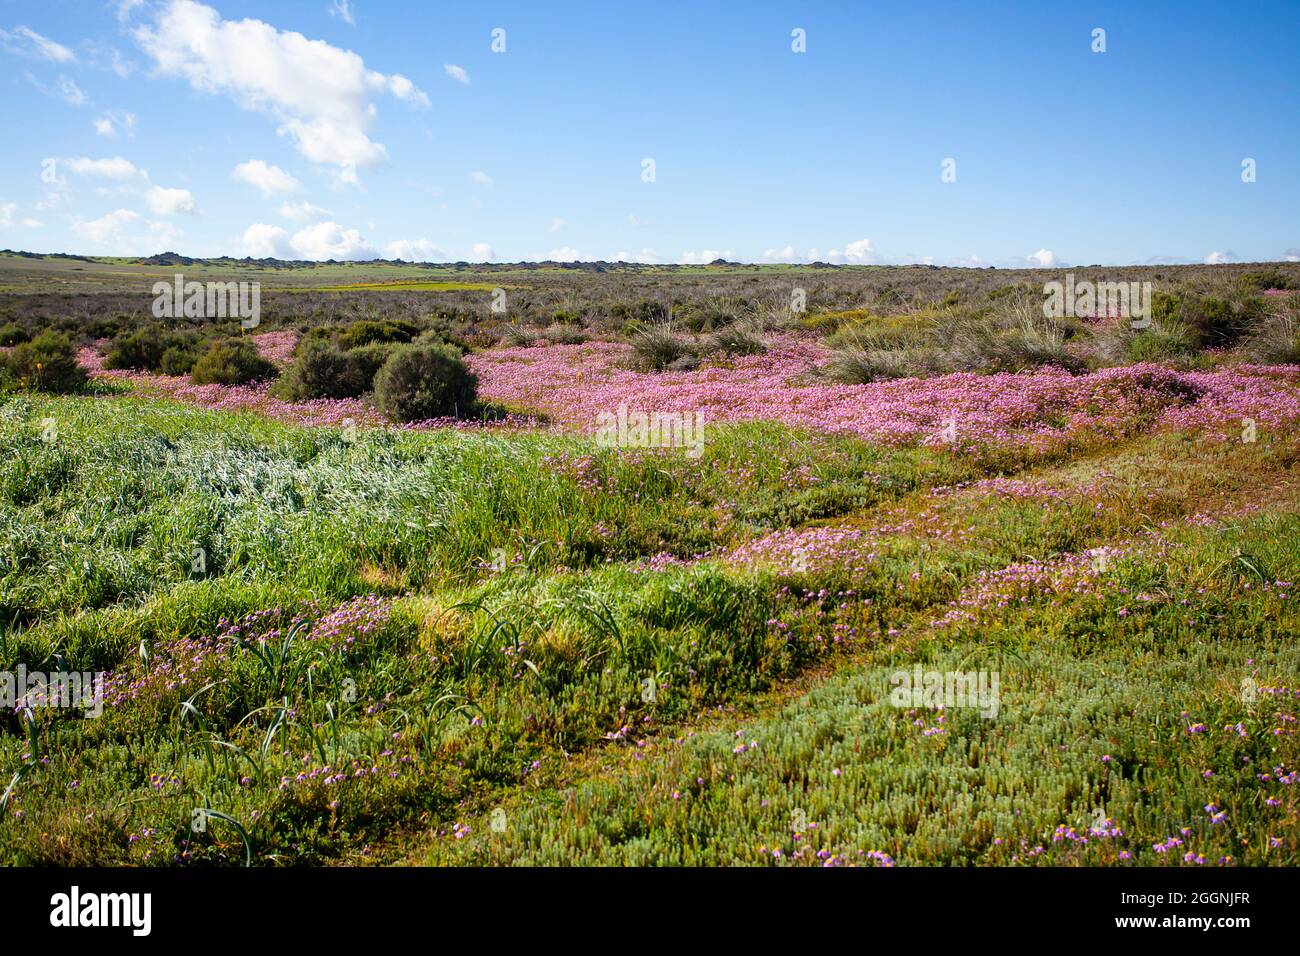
xmin=276 ymin=338 xmax=352 ymax=399
xmin=104 ymin=327 xmax=168 ymax=371
xmin=345 ymin=342 xmax=399 ymax=387
xmin=372 ymin=343 xmax=478 ymax=422
xmin=277 ymin=339 xmax=396 ymax=399
xmin=159 ymin=346 xmax=198 ymax=376
xmin=337 ymin=319 xmax=420 ymax=350
xmin=189 ymin=337 xmax=278 ymax=386
xmin=1182 ymin=294 xmax=1263 ymax=346
xmin=0 ymin=323 xmax=29 ymax=347
xmin=1126 ymin=321 xmax=1199 ymax=362
xmin=5 ymin=330 xmax=87 ymax=393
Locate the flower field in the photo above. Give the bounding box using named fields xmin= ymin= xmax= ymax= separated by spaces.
xmin=2 ymin=265 xmax=1299 ymax=869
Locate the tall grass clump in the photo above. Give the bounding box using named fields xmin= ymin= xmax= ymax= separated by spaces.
xmin=627 ymin=322 xmax=697 ymax=371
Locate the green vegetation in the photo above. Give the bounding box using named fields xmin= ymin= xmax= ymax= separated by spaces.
xmin=372 ymin=343 xmax=478 ymax=421
xmin=189 ymin=337 xmax=278 ymax=386
xmin=1 ymin=393 xmax=1296 ymax=866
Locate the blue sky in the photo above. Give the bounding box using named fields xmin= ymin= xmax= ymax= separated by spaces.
xmin=0 ymin=0 xmax=1297 ymax=265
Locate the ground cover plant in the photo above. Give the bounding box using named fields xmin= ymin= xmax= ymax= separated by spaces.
xmin=0 ymin=257 xmax=1298 ymax=867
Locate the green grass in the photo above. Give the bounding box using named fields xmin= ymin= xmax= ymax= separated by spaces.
xmin=1 ymin=392 xmax=1297 ymax=866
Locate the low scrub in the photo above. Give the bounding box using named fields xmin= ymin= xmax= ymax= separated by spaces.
xmin=373 ymin=342 xmax=479 ymax=421
xmin=190 ymin=337 xmax=278 ymax=385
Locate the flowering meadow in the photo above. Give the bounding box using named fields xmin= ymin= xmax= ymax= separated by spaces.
xmin=3 ymin=266 xmax=1300 ymax=868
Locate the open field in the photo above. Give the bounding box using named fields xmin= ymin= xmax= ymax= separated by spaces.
xmin=1 ymin=256 xmax=1298 ymax=867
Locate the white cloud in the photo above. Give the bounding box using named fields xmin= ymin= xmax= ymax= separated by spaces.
xmin=680 ymin=250 xmax=734 ymax=264
xmin=73 ymin=208 xmax=139 ymax=243
xmin=470 ymin=170 xmax=492 ymax=187
xmin=548 ymin=217 xmax=566 ymax=233
xmin=444 ymin=63 xmax=469 ymax=84
xmin=239 ymin=220 xmax=374 ymax=259
xmin=1204 ymin=250 xmax=1237 ymax=265
xmin=147 ymin=185 xmax=198 ymax=215
xmin=93 ymin=110 xmax=137 ymax=137
xmin=233 ymin=159 xmax=300 ymax=197
xmin=383 ymin=238 xmax=445 ymax=261
xmin=839 ymin=239 xmax=877 ymax=264
xmin=761 ymin=245 xmax=804 ymax=263
xmin=548 ymin=247 xmax=597 ymax=262
xmin=626 ymin=213 xmax=645 ymax=226
xmin=278 ymin=200 xmax=331 ymax=222
xmin=328 ymin=1 xmax=355 ymax=26
xmin=286 ymin=220 xmax=374 ymax=259
xmin=1026 ymin=248 xmax=1057 ymax=267
xmin=471 ymin=242 xmax=494 ymax=261
xmin=1284 ymin=248 xmax=1300 ymax=263
xmin=613 ymin=248 xmax=660 ymax=264
xmin=239 ymin=222 xmax=293 ymax=258
xmin=134 ymin=0 xmax=428 ymax=183
xmin=72 ymin=208 xmax=178 ymax=253
xmin=61 ymin=156 xmax=146 ymax=179
xmin=0 ymin=25 xmax=75 ymax=62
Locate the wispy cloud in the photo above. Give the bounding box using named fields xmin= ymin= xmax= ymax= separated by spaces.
xmin=444 ymin=63 xmax=469 ymax=84
xmin=25 ymin=72 xmax=88 ymax=106
xmin=279 ymin=200 xmax=332 ymax=223
xmin=0 ymin=25 xmax=75 ymax=62
xmin=93 ymin=110 xmax=137 ymax=137
xmin=328 ymin=1 xmax=355 ymax=26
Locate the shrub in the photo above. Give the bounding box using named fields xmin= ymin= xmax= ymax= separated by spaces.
xmin=190 ymin=337 xmax=278 ymax=385
xmin=5 ymin=331 xmax=87 ymax=393
xmin=276 ymin=338 xmax=349 ymax=399
xmin=414 ymin=328 xmax=469 ymax=353
xmin=1182 ymin=294 xmax=1263 ymax=347
xmin=278 ymin=339 xmax=398 ymax=399
xmin=1240 ymin=268 xmax=1296 ymax=292
xmin=0 ymin=323 xmax=29 ymax=347
xmin=104 ymin=327 xmax=168 ymax=371
xmin=372 ymin=343 xmax=478 ymax=422
xmin=1125 ymin=320 xmax=1199 ymax=363
xmin=337 ymin=319 xmax=419 ymax=350
xmin=344 ymin=342 xmax=399 ymax=388
xmin=159 ymin=346 xmax=198 ymax=376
